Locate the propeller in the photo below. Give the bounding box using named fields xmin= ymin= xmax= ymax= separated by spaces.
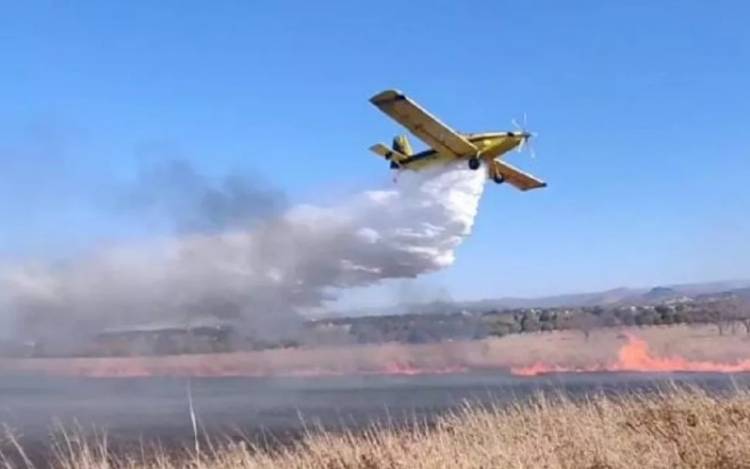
xmin=511 ymin=113 xmax=538 ymax=159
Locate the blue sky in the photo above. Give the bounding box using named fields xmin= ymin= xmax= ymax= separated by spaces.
xmin=1 ymin=1 xmax=748 ymax=306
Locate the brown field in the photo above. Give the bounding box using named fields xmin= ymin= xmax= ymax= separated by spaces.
xmin=4 ymin=385 xmax=750 ymax=468
xmin=0 ymin=324 xmax=748 ymax=377
xmin=2 ymin=325 xmax=750 ymax=468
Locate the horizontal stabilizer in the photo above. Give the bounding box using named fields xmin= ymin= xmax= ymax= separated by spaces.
xmin=370 ymin=143 xmax=407 ymax=162
xmin=490 ymin=160 xmax=546 ymax=191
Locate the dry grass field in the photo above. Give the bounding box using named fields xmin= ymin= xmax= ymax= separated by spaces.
xmin=3 ymin=385 xmax=750 ymax=468
xmin=1 ymin=324 xmax=748 ymax=377
xmin=2 ymin=325 xmax=750 ymax=467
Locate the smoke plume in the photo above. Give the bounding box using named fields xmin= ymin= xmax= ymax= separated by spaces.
xmin=116 ymin=158 xmax=287 ymax=234
xmin=0 ymin=161 xmax=487 ymax=341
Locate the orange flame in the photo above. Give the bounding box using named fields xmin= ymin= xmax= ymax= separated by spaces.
xmin=4 ymin=334 xmax=749 ymax=378
xmin=511 ymin=333 xmax=750 ymax=376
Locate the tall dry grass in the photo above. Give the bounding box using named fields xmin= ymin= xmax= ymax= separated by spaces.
xmin=3 ymin=324 xmax=746 ymax=378
xmin=4 ymin=385 xmax=750 ymax=468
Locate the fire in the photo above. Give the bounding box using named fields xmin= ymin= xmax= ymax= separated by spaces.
xmin=3 ymin=333 xmax=749 ymax=379
xmin=511 ymin=333 xmax=750 ymax=376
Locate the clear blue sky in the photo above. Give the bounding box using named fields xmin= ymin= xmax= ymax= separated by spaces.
xmin=1 ymin=1 xmax=748 ymax=306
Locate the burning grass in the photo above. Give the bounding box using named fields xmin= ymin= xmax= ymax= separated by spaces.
xmin=2 ymin=324 xmax=749 ymax=378
xmin=512 ymin=332 xmax=750 ymax=376
xmin=4 ymin=385 xmax=750 ymax=468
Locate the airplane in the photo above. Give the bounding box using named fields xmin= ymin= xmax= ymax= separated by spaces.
xmin=369 ymin=89 xmax=547 ymax=191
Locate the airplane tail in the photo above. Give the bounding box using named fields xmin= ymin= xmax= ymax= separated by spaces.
xmin=368 ymin=135 xmax=412 ymax=170
xmin=392 ymin=135 xmax=413 ymax=156
xmin=369 ymin=143 xmax=407 ymax=168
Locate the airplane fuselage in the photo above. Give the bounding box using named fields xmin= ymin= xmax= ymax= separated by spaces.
xmin=369 ymin=88 xmax=546 ymax=190
xmin=395 ymin=132 xmax=525 ymax=170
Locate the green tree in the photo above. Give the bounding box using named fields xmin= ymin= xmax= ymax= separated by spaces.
xmin=521 ymin=312 xmax=541 ymax=333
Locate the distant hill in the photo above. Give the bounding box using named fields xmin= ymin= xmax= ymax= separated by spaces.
xmin=334 ymin=279 xmax=750 ymax=317
xmin=641 ymin=287 xmax=679 ymax=302
xmin=695 ymin=286 xmax=750 ymax=302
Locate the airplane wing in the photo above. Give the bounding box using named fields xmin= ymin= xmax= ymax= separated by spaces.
xmin=491 ymin=160 xmax=547 ymax=191
xmin=370 ymin=90 xmax=478 ymax=158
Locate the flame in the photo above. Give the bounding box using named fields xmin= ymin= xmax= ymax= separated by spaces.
xmin=511 ymin=333 xmax=750 ymax=376
xmin=3 ymin=333 xmax=749 ymax=379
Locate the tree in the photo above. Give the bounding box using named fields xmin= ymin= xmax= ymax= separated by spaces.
xmin=635 ymin=310 xmax=659 ymax=327
xmin=714 ymin=298 xmax=750 ymax=335
xmin=539 ymin=310 xmax=555 ymax=322
xmin=406 ymin=328 xmax=433 ymax=344
xmin=618 ymin=311 xmax=636 ymax=326
xmin=711 ymin=300 xmax=739 ymax=336
xmin=654 ymin=305 xmax=682 ymax=325
xmin=488 ymin=315 xmax=522 ymax=337
xmin=521 ymin=312 xmax=541 ymax=333
xmin=563 ymin=312 xmax=600 ymax=341
xmin=600 ymin=310 xmax=621 ymax=327
xmin=738 ymin=300 xmax=750 ymax=335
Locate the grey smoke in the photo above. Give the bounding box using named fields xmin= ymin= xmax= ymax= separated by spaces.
xmin=118 ymin=159 xmax=287 ymax=233
xmin=0 ymin=161 xmax=487 ymax=342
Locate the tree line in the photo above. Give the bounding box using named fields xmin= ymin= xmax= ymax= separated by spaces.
xmin=5 ymin=295 xmax=748 ymax=357
xmin=305 ymin=296 xmax=750 ymax=345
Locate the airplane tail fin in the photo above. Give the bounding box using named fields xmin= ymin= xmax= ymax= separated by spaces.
xmin=392 ymin=135 xmax=413 ymax=156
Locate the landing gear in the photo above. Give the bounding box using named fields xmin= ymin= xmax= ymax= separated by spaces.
xmin=492 ymin=175 xmax=505 ymax=184
xmin=468 ymin=157 xmax=481 ymax=170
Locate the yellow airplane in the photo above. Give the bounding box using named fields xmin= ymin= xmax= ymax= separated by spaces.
xmin=369 ymin=89 xmax=546 ymax=191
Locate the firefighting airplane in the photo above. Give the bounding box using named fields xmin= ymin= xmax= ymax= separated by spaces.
xmin=369 ymin=89 xmax=546 ymax=191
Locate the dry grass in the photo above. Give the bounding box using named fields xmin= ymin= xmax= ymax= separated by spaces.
xmin=1 ymin=324 xmax=748 ymax=377
xmin=4 ymin=385 xmax=750 ymax=468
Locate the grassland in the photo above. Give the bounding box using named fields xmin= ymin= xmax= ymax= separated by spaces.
xmin=1 ymin=325 xmax=750 ymax=467
xmin=1 ymin=324 xmax=747 ymax=377
xmin=3 ymin=385 xmax=750 ymax=468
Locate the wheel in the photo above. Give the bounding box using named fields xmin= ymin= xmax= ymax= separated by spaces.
xmin=468 ymin=157 xmax=481 ymax=170
xmin=493 ymin=175 xmax=505 ymax=184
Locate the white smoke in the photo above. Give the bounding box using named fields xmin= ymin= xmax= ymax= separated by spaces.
xmin=0 ymin=161 xmax=486 ymax=338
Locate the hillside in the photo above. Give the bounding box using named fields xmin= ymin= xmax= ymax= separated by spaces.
xmin=337 ymin=279 xmax=750 ymax=317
